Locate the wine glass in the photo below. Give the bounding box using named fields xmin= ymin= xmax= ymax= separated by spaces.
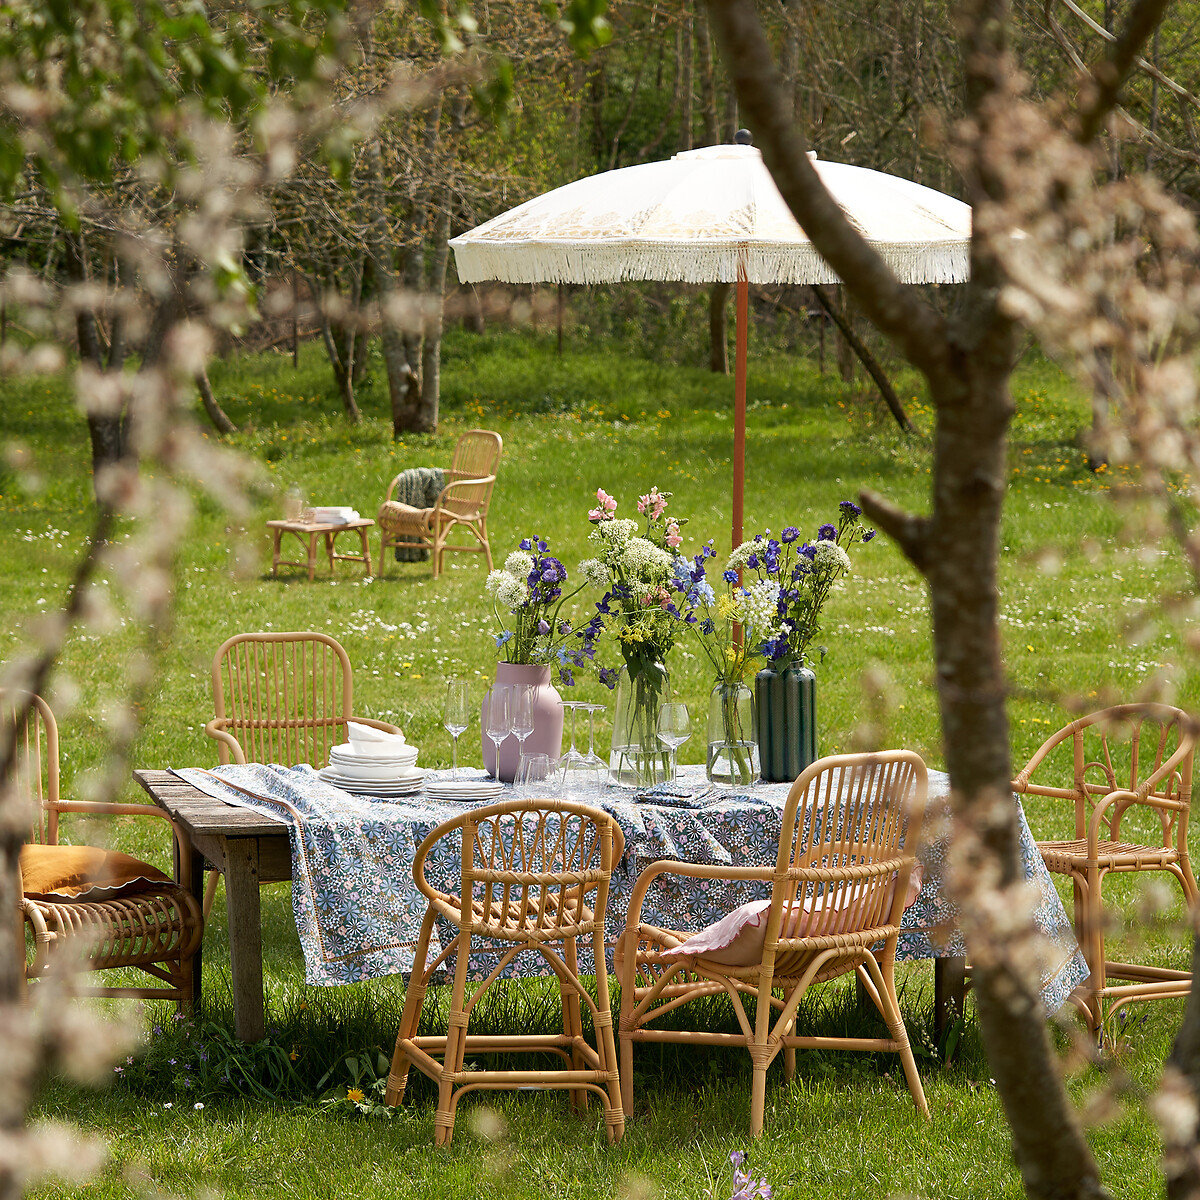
xmin=559 ymin=700 xmax=594 ymax=795
xmin=484 ymin=685 xmax=512 ymax=780
xmin=656 ymin=702 xmax=691 ymax=784
xmin=517 ymin=752 xmax=555 ymax=798
xmin=510 ymin=684 xmax=535 ymax=765
xmin=444 ymin=678 xmax=470 ymax=781
xmin=582 ymin=703 xmax=607 ymax=775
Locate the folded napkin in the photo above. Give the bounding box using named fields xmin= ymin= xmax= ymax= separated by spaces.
xmin=310 ymin=506 xmax=360 ymax=524
xmin=347 ymin=721 xmax=405 ymax=745
xmin=635 ymin=783 xmax=720 ymax=809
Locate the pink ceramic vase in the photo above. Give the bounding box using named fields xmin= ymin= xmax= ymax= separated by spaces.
xmin=481 ymin=662 xmax=564 ymax=782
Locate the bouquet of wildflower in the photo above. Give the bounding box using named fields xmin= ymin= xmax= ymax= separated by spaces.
xmin=485 ymin=535 xmax=591 ymax=684
xmin=729 ymin=500 xmax=875 ymax=666
xmin=578 ymin=486 xmax=697 ymax=784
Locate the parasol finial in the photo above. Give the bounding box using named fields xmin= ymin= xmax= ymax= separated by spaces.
xmin=734 ymin=128 xmax=753 ymax=145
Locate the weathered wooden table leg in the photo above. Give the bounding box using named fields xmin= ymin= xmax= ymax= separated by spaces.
xmin=323 ymin=530 xmax=335 ymax=576
xmin=174 ymin=828 xmax=205 ymax=1014
xmin=223 ymin=838 xmax=266 ymax=1042
xmin=307 ymin=532 xmax=319 ymax=582
xmin=935 ymin=955 xmax=967 ymax=1046
xmin=357 ymin=526 xmax=372 ymax=575
xmin=271 ymin=528 xmax=283 ymax=577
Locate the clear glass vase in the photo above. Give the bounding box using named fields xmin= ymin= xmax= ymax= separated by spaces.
xmin=608 ymin=659 xmax=672 ymax=788
xmin=706 ymin=679 xmax=759 ymax=786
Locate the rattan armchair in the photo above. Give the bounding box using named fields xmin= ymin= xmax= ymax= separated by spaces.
xmin=616 ymin=751 xmax=930 ymax=1137
xmin=201 ymin=631 xmax=401 ymax=913
xmin=7 ymin=692 xmax=202 ymax=1003
xmin=377 ymin=429 xmax=502 ymax=580
xmin=1012 ymin=703 xmax=1197 ymax=1039
xmin=385 ymin=798 xmax=625 ymax=1146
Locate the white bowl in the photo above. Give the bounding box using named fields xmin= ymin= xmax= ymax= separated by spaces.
xmin=331 ymin=755 xmax=421 ymax=781
xmin=330 ymin=742 xmax=417 ymax=765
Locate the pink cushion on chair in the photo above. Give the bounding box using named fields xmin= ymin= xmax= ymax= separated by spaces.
xmin=661 ymin=864 xmax=924 ymax=968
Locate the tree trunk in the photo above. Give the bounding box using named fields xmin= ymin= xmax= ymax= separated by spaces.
xmin=834 ymin=284 xmax=855 ymax=383
xmin=679 ymin=3 xmax=694 ymax=152
xmin=195 ymin=368 xmax=237 ymax=434
xmin=707 ymin=2 xmax=1122 ymax=1196
xmin=709 ymin=281 xmax=730 ymax=373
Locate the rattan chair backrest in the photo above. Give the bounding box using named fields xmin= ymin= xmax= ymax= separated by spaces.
xmin=211 ymin=631 xmax=354 ymax=767
xmin=1 ymin=690 xmax=60 ymax=845
xmin=772 ymin=751 xmax=928 ymax=947
xmin=1012 ymin=703 xmax=1195 ymax=846
xmin=444 ymin=430 xmax=502 ymax=518
xmin=413 ymin=798 xmax=625 ymax=943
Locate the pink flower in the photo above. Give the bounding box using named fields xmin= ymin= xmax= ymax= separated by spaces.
xmin=665 ymin=520 xmax=682 ymax=549
xmin=589 ymin=488 xmax=617 ymax=522
xmin=637 ymin=486 xmax=668 ymax=520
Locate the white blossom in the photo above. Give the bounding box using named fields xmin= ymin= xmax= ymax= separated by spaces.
xmin=742 ymin=580 xmax=781 ymax=631
xmin=589 ymin=518 xmax=639 ymax=548
xmin=620 ymin=537 xmax=672 ymax=578
xmin=813 ymin=541 xmax=852 ymax=574
xmin=504 ymin=550 xmax=534 ymax=579
xmin=485 ymin=570 xmax=526 ymax=609
xmin=726 ymin=541 xmax=756 ymax=572
xmin=576 ymin=557 xmax=610 ymax=587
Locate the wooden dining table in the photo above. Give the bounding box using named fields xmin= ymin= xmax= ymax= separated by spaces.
xmin=137 ymin=766 xmax=1015 ymax=1043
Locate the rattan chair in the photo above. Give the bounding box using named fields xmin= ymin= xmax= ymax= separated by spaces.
xmin=201 ymin=631 xmax=401 ymax=913
xmin=617 ymin=750 xmax=930 ymax=1137
xmin=377 ymin=429 xmax=502 ymax=579
xmin=385 ymin=798 xmax=625 ymax=1146
xmin=1011 ymin=703 xmax=1197 ymax=1039
xmin=7 ymin=692 xmax=202 ymax=1003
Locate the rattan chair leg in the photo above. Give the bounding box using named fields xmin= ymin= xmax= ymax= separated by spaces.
xmin=748 ymin=1062 xmax=768 ymax=1138
xmin=386 ymin=909 xmax=439 ymax=1107
xmin=202 ymin=871 xmax=220 ymax=919
xmin=435 ymin=936 xmax=475 ymax=1147
xmin=871 ymin=954 xmax=929 ymax=1118
xmin=561 ymin=936 xmax=588 ymax=1112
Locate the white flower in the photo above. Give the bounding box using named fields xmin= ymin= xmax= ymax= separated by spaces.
xmin=726 ymin=541 xmax=757 ymax=572
xmin=504 ymin=550 xmax=534 ymax=579
xmin=577 ymin=557 xmax=610 ymax=587
xmin=812 ymin=541 xmax=852 ymax=574
xmin=619 ymin=537 xmax=672 ymax=578
xmin=589 ymin=518 xmax=639 ymax=548
xmin=742 ymin=580 xmax=781 ymax=631
xmin=485 ymin=569 xmax=526 ymax=609
xmin=193 ymin=1102 xmax=204 ymax=1110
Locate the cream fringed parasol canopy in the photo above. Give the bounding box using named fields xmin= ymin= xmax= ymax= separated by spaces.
xmin=450 ymin=141 xmax=972 ymax=545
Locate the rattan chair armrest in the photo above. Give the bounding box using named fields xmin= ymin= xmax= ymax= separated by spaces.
xmin=347 ymin=716 xmax=404 ymax=736
xmin=434 ymin=475 xmax=496 ymax=507
xmin=1086 ymin=788 xmax=1150 ymax=850
xmin=204 ymin=719 xmax=247 ymax=764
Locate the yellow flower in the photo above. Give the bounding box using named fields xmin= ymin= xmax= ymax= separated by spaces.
xmin=347 ymin=1087 xmax=365 ymax=1103
xmin=289 ymin=1049 xmax=299 ymax=1062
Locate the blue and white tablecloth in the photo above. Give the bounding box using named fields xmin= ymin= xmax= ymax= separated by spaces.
xmin=176 ymin=764 xmax=1089 ymax=1012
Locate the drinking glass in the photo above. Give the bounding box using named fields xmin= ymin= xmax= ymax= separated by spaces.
xmin=484 ymin=685 xmax=512 ymax=780
xmin=656 ymin=702 xmax=691 ymax=784
xmin=517 ymin=752 xmax=555 ymax=797
xmin=444 ymin=678 xmax=470 ymax=781
xmin=510 ymin=684 xmax=535 ymax=764
xmin=559 ymin=700 xmax=597 ymax=795
xmin=582 ymin=703 xmax=607 ymax=774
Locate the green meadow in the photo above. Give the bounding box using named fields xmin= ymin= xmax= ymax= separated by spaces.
xmin=3 ymin=327 xmax=1191 ymax=1198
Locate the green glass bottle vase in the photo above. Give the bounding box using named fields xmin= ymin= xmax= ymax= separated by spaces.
xmin=754 ymin=660 xmax=817 ymax=783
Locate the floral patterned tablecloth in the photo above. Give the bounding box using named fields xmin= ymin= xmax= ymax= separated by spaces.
xmin=177 ymin=762 xmax=1088 ymax=1013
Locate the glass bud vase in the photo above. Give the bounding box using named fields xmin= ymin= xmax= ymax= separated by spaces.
xmin=754 ymin=660 xmax=817 ymax=784
xmin=706 ymin=679 xmax=759 ymax=787
xmin=608 ymin=660 xmax=672 ymax=788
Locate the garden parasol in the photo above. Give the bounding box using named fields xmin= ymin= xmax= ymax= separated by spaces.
xmin=449 ymin=138 xmax=971 ymax=549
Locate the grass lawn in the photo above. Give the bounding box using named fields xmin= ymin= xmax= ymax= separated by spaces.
xmin=2 ymin=327 xmax=1194 ymax=1197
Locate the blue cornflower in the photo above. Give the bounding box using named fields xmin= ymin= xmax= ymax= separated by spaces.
xmin=700 ymin=618 xmax=715 ymax=635
xmin=839 ymin=499 xmax=862 ymax=517
xmin=723 ymin=569 xmax=738 ymax=584
xmin=862 ymin=529 xmax=876 ymax=542
xmin=781 ymin=526 xmax=800 ymax=543
xmin=494 ymin=631 xmax=514 ymax=648
xmin=817 ymin=524 xmax=837 ymax=541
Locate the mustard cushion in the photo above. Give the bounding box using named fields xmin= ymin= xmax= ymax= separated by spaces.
xmin=20 ymin=843 xmax=171 ymax=901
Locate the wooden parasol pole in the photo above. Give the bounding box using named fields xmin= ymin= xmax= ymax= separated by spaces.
xmin=732 ymin=265 xmax=748 ymax=552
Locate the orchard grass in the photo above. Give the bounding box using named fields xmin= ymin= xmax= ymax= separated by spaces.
xmin=3 ymin=328 xmax=1194 ymax=1198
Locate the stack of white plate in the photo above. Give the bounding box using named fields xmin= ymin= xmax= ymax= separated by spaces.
xmin=320 ymin=742 xmax=424 ymax=796
xmin=423 ymin=779 xmax=505 ymax=802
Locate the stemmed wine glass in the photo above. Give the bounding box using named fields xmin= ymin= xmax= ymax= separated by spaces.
xmin=559 ymin=700 xmax=592 ymax=795
xmin=484 ymin=685 xmax=512 ymax=781
xmin=444 ymin=678 xmax=470 ymax=782
xmin=656 ymin=702 xmax=691 ymax=784
xmin=581 ymin=703 xmax=607 ymax=776
xmin=510 ymin=684 xmax=535 ymax=776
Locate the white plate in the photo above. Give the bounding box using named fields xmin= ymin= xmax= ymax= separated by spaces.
xmin=318 ymin=767 xmax=426 ymax=795
xmin=423 ymin=780 xmax=505 ymax=800
xmin=330 ymin=747 xmax=417 ymax=765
